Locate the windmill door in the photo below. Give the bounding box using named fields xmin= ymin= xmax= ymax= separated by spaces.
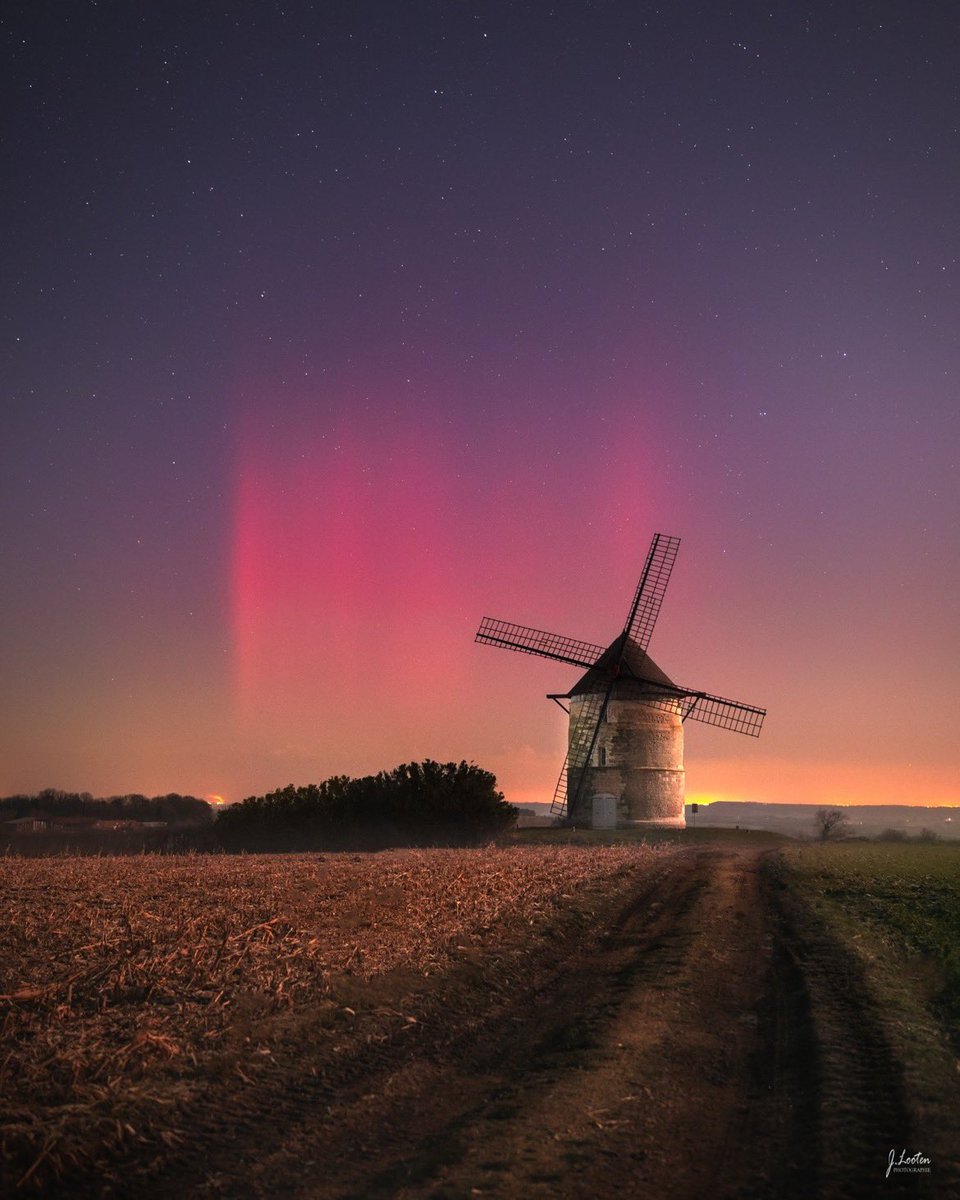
xmin=591 ymin=793 xmax=617 ymax=830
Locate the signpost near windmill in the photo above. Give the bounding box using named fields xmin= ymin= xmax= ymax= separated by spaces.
xmin=475 ymin=533 xmax=766 ymax=829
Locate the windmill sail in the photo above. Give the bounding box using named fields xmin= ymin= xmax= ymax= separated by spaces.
xmin=623 ymin=533 xmax=681 ymax=651
xmin=475 ymin=617 xmax=603 ymax=669
xmin=550 ymin=683 xmax=610 ymax=818
xmin=633 ymin=682 xmax=766 ymax=736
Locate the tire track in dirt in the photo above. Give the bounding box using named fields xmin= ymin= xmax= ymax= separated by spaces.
xmin=765 ymin=857 xmax=951 ymax=1200
xmin=94 ymin=846 xmax=947 ymax=1200
xmin=98 ymin=851 xmax=691 ymax=1198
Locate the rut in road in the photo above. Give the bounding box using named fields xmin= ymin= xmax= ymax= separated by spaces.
xmin=328 ymin=846 xmax=816 ymax=1200
xmin=117 ymin=847 xmax=933 ymax=1200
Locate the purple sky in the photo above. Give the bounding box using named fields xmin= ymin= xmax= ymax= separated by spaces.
xmin=2 ymin=2 xmax=958 ymax=807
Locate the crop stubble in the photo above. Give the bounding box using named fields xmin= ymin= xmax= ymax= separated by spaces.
xmin=0 ymin=844 xmax=657 ymax=1189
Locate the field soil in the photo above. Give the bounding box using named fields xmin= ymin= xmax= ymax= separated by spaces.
xmin=44 ymin=844 xmax=955 ymax=1200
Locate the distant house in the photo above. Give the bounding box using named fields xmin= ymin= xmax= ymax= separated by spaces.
xmin=4 ymin=816 xmax=48 ymax=833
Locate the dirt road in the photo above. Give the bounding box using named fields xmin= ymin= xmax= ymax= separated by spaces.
xmin=100 ymin=847 xmax=953 ymax=1199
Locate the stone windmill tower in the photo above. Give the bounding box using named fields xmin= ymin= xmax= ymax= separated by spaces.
xmin=476 ymin=533 xmax=766 ymax=828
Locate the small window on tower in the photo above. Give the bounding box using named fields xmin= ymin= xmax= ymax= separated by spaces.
xmin=597 ymin=745 xmax=607 ymax=767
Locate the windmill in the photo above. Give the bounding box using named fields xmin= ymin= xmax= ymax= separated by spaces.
xmin=475 ymin=534 xmax=766 ymax=828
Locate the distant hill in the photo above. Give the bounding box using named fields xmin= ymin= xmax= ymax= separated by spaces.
xmin=513 ymin=800 xmax=959 ymax=839
xmin=686 ymin=801 xmax=959 ymax=840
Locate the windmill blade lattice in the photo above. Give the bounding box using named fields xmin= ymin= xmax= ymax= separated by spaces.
xmin=623 ymin=534 xmax=681 ymax=651
xmin=633 ymin=683 xmax=766 ymax=736
xmin=475 ymin=617 xmax=604 ymax=669
xmin=550 ymin=684 xmax=610 ymax=817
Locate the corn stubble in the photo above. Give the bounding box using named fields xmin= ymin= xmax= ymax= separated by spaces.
xmin=0 ymin=844 xmax=654 ymax=1188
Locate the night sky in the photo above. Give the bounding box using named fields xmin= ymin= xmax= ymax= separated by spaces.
xmin=3 ymin=2 xmax=958 ymax=808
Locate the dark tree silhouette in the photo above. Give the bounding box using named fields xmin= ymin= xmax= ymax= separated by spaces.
xmin=814 ymin=808 xmax=849 ymax=842
xmin=216 ymin=760 xmax=516 ymax=851
xmin=0 ymin=791 xmax=213 ymax=826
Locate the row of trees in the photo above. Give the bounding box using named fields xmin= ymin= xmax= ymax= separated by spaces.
xmin=0 ymin=790 xmax=214 ymax=827
xmin=216 ymin=760 xmax=516 ymax=850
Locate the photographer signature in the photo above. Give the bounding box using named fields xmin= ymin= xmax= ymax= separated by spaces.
xmin=887 ymin=1149 xmax=931 ymax=1178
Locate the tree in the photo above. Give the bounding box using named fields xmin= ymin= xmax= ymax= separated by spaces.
xmin=814 ymin=808 xmax=849 ymax=842
xmin=216 ymin=760 xmax=516 ymax=850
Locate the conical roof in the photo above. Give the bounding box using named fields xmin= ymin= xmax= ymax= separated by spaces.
xmin=567 ymin=634 xmax=676 ymax=697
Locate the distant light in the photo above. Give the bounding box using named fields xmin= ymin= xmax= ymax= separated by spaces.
xmin=206 ymin=794 xmax=226 ymax=806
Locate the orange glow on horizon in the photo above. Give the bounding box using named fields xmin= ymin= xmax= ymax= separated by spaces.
xmin=684 ymin=758 xmax=960 ymax=809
